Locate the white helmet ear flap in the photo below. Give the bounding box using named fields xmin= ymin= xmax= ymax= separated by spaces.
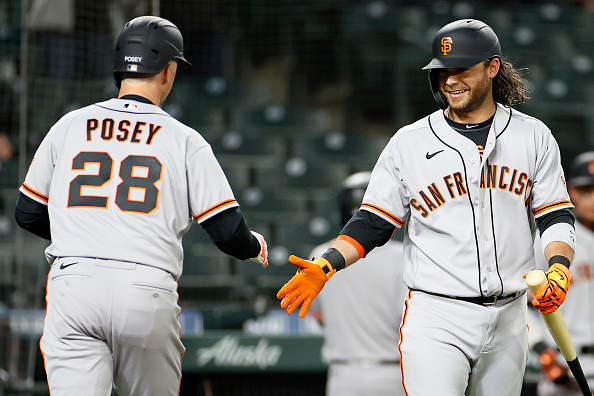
xmin=428 ymin=70 xmax=448 ymax=110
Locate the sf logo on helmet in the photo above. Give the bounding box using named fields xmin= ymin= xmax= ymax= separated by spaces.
xmin=441 ymin=37 xmax=453 ymax=55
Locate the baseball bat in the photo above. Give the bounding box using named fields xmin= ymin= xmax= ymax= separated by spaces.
xmin=525 ymin=269 xmax=593 ymax=396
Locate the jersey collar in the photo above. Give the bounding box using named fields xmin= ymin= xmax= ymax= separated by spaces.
xmin=119 ymin=94 xmax=154 ymax=105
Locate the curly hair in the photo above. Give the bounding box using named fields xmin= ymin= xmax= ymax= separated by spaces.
xmin=491 ymin=58 xmax=530 ymax=107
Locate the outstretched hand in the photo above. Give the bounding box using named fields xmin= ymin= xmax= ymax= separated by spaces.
xmin=276 ymin=255 xmax=335 ymax=318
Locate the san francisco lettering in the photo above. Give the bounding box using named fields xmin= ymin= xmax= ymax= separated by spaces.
xmin=411 ymin=166 xmax=532 ymax=218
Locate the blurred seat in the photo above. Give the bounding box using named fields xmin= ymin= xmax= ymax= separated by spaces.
xmin=210 ymin=130 xmax=285 ymax=169
xmin=238 ymin=185 xmax=308 ymax=224
xmin=0 ymin=188 xmax=17 ymax=244
xmin=309 ymin=188 xmax=341 ymax=225
xmin=173 ymin=76 xmax=269 ymax=111
xmin=0 ymin=160 xmax=18 ymax=188
xmin=230 ymin=104 xmax=332 ymax=138
xmin=162 ymin=101 xmax=226 ymax=140
xmin=341 ymin=1 xmax=399 ymax=123
xmin=292 ymin=131 xmax=387 ymax=173
xmin=505 ymin=3 xmax=577 ymax=65
xmin=255 ymin=156 xmax=349 ymax=200
xmin=220 ymin=164 xmax=252 ymax=194
xmin=541 ymin=113 xmax=589 ymax=155
xmin=560 ymin=6 xmax=594 ymax=55
xmin=165 ymin=77 xmax=271 ymax=137
xmin=274 ymin=216 xmax=339 ymax=263
xmin=341 ymin=1 xmax=432 ymax=124
xmin=426 ymin=1 xmax=479 ymax=30
xmin=525 ymin=59 xmax=594 ymax=114
xmin=474 ymin=6 xmax=513 ymax=34
xmin=179 ymin=224 xmax=244 ymax=303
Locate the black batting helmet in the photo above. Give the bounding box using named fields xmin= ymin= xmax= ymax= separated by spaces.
xmin=423 ymin=19 xmax=502 ymax=109
xmin=568 ymin=152 xmax=594 ymax=187
xmin=339 ymin=172 xmax=371 ymax=226
xmin=114 ymin=16 xmax=191 ymax=88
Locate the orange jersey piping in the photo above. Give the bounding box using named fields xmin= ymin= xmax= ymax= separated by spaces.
xmin=360 ymin=203 xmax=404 ymax=226
xmin=398 ymin=289 xmax=412 ymax=396
xmin=21 ymin=183 xmax=49 ymax=203
xmin=194 ymin=199 xmax=238 ymax=222
xmin=533 ymin=200 xmax=572 ymax=216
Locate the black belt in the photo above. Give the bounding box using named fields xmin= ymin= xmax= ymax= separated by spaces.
xmin=331 ymin=359 xmax=399 ymax=365
xmin=415 ymin=290 xmax=525 ymax=307
xmin=582 ymin=345 xmax=594 ymax=354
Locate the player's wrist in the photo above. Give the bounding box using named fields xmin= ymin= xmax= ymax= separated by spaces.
xmin=320 ymin=248 xmax=346 ymax=271
xmin=312 ymin=255 xmax=338 ymax=281
xmin=249 ymin=231 xmax=268 ymax=268
xmin=548 ymin=255 xmax=570 ymax=270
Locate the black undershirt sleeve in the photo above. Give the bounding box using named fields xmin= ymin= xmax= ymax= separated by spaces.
xmin=339 ymin=207 xmax=574 ymax=257
xmin=536 ymin=209 xmax=574 ymax=235
xmin=339 ymin=209 xmax=396 ymax=256
xmin=200 ymin=207 xmax=260 ymax=260
xmin=15 ymin=192 xmax=51 ymax=240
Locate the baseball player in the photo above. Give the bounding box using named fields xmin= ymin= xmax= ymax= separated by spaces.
xmin=533 ymin=152 xmax=594 ymax=396
xmin=309 ymin=172 xmax=406 ymax=396
xmin=277 ymin=19 xmax=576 ymax=396
xmin=14 ymin=16 xmax=268 ymax=396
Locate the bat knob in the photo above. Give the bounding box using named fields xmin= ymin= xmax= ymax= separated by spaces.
xmin=525 ymin=269 xmax=548 ymax=295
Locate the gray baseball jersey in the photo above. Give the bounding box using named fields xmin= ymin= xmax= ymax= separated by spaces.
xmin=20 ymin=97 xmax=240 ymax=395
xmin=361 ymin=104 xmax=572 ymax=395
xmin=362 ymin=104 xmax=573 ymax=297
xmin=310 ymin=239 xmax=406 ymax=396
xmin=20 ymin=98 xmax=237 ymax=280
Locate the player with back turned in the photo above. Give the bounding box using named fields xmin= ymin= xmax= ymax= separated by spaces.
xmin=15 ymin=16 xmax=268 ymax=396
xmin=277 ymin=19 xmax=576 ymax=395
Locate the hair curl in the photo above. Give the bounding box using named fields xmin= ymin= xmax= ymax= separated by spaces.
xmin=491 ymin=58 xmax=529 ymax=107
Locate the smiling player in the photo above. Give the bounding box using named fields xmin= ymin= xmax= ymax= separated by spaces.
xmin=277 ymin=19 xmax=575 ymax=396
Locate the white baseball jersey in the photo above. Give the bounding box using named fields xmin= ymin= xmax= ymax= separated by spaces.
xmin=310 ymin=239 xmax=406 ymax=396
xmin=559 ymin=220 xmax=594 ymax=352
xmin=311 ymin=239 xmax=406 ymax=362
xmin=362 ymin=103 xmax=573 ymax=297
xmin=20 ymin=97 xmax=237 ymax=279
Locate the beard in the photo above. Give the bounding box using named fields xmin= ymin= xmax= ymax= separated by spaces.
xmin=442 ymin=72 xmax=492 ymax=113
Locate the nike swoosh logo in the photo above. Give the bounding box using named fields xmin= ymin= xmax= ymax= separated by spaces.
xmin=426 ymin=150 xmax=444 ymax=159
xmin=59 ymin=262 xmax=78 ymax=270
xmin=465 ymin=124 xmax=479 ymax=129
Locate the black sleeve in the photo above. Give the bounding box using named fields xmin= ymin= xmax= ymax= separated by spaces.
xmin=339 ymin=209 xmax=396 ymax=256
xmin=536 ymin=208 xmax=575 ymax=235
xmin=200 ymin=207 xmax=260 ymax=260
xmin=15 ymin=192 xmax=51 ymax=240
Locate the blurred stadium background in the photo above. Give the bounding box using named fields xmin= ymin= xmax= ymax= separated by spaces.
xmin=0 ymin=0 xmax=593 ymax=394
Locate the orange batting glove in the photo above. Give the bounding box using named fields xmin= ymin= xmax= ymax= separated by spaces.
xmin=531 ymin=263 xmax=571 ymax=314
xmin=276 ymin=255 xmax=336 ymax=318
